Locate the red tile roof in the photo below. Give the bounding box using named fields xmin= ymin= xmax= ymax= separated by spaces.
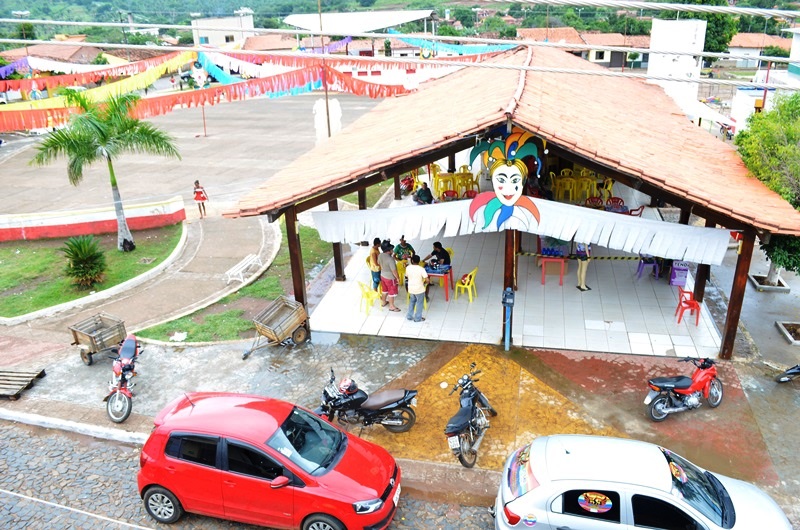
xmin=227 ymin=46 xmax=800 ymax=235
xmin=730 ymin=33 xmax=792 ymax=50
xmin=0 ymin=43 xmax=101 ymax=64
xmin=624 ymin=35 xmax=651 ymax=49
xmin=517 ymin=27 xmax=584 ymax=45
xmin=580 ymin=32 xmax=626 ymax=46
xmin=242 ymin=34 xmax=301 ymax=51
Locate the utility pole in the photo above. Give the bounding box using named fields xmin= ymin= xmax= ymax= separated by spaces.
xmin=119 ymin=11 xmax=131 ymax=62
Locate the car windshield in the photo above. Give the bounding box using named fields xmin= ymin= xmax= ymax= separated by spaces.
xmin=267 ymin=407 xmax=343 ymax=475
xmin=660 ymin=447 xmax=724 ymax=526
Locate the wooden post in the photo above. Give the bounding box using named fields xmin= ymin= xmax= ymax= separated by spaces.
xmin=448 ymin=153 xmax=456 ymax=173
xmin=393 ymin=174 xmax=402 ymax=200
xmin=285 ymin=205 xmax=307 ymax=307
xmin=502 ymin=229 xmax=515 ymax=344
xmin=328 ymin=200 xmax=345 ymax=281
xmin=693 ymin=218 xmax=716 ymax=303
xmin=513 ymin=230 xmax=520 ymax=291
xmin=720 ymin=229 xmax=755 ymax=360
xmin=358 ymin=189 xmax=368 ymax=246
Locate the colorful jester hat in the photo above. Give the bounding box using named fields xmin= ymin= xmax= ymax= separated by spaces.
xmin=468 ymin=128 xmax=541 ymax=230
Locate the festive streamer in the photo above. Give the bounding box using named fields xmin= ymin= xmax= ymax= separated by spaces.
xmin=221 ymin=50 xmax=495 ymax=71
xmin=0 ymin=52 xmax=196 ymax=111
xmin=0 ymin=57 xmax=29 ymax=79
xmin=0 ymin=52 xmax=190 ymax=93
xmin=201 ymin=51 xmax=299 ymax=79
xmin=0 ymin=63 xmax=409 ymax=132
xmin=387 ymin=29 xmax=514 ymax=55
xmin=196 ymin=52 xmax=240 ymax=85
xmin=304 ymin=36 xmax=353 ymax=54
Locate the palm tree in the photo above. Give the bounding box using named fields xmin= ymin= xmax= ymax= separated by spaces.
xmin=31 ymin=90 xmax=181 ymax=251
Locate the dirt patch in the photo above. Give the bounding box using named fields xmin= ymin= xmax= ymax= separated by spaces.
xmin=781 ymin=323 xmax=800 ymax=341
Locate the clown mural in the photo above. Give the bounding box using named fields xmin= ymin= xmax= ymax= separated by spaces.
xmin=468 ymin=128 xmax=542 ymax=231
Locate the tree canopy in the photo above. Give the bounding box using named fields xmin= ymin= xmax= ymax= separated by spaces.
xmin=736 ymin=93 xmax=800 ymax=277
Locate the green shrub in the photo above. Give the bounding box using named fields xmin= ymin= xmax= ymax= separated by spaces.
xmin=60 ymin=235 xmax=107 ymax=288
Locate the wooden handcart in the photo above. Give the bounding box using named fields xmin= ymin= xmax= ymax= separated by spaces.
xmin=68 ymin=313 xmax=127 ymax=366
xmin=243 ymin=296 xmax=309 ymax=359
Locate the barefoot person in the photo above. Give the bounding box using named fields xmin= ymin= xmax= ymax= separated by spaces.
xmin=193 ymin=180 xmax=209 ymax=218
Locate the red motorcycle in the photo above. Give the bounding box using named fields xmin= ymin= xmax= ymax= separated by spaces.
xmin=644 ymin=357 xmax=723 ymax=422
xmin=103 ymin=334 xmax=142 ymax=423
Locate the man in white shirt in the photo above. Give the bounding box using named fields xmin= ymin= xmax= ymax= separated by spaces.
xmin=405 ymin=255 xmax=429 ymax=322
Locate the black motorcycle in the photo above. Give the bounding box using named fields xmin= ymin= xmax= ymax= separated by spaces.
xmin=775 ymin=365 xmax=800 ymax=383
xmin=444 ymin=362 xmax=497 ymax=468
xmin=314 ymin=369 xmax=418 ymax=433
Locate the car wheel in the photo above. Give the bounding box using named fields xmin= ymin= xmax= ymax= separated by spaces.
xmin=302 ymin=514 xmax=344 ymax=530
xmin=707 ymin=378 xmax=723 ymax=408
xmin=143 ymin=486 xmax=184 ymax=524
xmin=382 ymin=406 xmax=416 ymax=433
xmin=648 ymin=395 xmax=670 ymax=422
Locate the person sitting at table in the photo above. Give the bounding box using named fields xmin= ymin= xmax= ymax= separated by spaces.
xmin=412 ymin=182 xmax=433 ymax=205
xmin=393 ymin=235 xmax=415 ymax=261
xmin=423 ymin=241 xmax=451 ymax=268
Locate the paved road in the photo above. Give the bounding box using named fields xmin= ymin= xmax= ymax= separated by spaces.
xmin=0 ymin=422 xmax=493 ymax=530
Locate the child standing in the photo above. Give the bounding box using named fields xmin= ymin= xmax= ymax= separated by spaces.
xmin=193 ymin=180 xmax=209 ymax=218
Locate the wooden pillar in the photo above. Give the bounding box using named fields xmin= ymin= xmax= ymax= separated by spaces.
xmin=328 ymin=200 xmax=345 ymax=281
xmin=694 ymin=218 xmax=716 ymax=303
xmin=513 ymin=230 xmax=520 ymax=291
xmin=393 ymin=174 xmax=402 ymax=200
xmin=358 ymin=189 xmax=368 ymax=246
xmin=285 ymin=205 xmax=307 ymax=307
xmin=678 ymin=208 xmax=691 ymax=226
xmin=448 ymin=153 xmax=456 ymax=173
xmin=720 ymin=229 xmax=756 ymax=360
xmin=502 ymin=229 xmax=515 ymax=344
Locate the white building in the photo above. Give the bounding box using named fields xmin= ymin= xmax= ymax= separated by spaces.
xmin=647 ymin=19 xmax=706 ymax=106
xmin=191 ymin=14 xmax=257 ymax=48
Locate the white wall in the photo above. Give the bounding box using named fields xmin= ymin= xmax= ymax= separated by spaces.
xmin=647 ymin=19 xmax=706 ymax=104
xmin=191 ymin=15 xmax=256 ymax=47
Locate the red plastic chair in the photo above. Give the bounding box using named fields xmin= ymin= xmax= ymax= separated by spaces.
xmin=675 ymin=287 xmax=701 ymax=325
xmin=441 ymin=190 xmax=459 ymax=201
xmin=627 ymin=205 xmax=644 ymax=217
xmin=606 ymin=197 xmax=625 ymax=210
xmin=463 ymin=190 xmax=478 ymax=199
xmin=584 ymin=196 xmax=604 ymax=209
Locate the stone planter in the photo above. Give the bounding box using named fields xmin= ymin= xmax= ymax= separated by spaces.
xmin=776 ymin=322 xmax=800 ymax=346
xmin=748 ymin=274 xmax=791 ymax=293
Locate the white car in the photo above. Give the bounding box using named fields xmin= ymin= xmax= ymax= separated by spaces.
xmin=492 ymin=435 xmax=791 ymax=530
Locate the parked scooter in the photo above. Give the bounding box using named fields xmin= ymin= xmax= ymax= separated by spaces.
xmin=444 ymin=362 xmax=497 ymax=468
xmin=775 ymin=365 xmax=800 ymax=383
xmin=103 ymin=334 xmax=142 ymax=423
xmin=314 ymin=369 xmax=418 ymax=432
xmin=644 ymin=357 xmax=723 ymax=422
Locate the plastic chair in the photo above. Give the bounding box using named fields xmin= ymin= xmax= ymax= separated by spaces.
xmin=584 ymin=196 xmax=604 ymax=209
xmin=434 ymin=174 xmax=456 ymax=198
xmin=455 ymin=267 xmax=478 ymax=302
xmin=600 ymin=178 xmax=615 ymax=199
xmin=441 ymin=190 xmax=459 ymax=201
xmin=395 ymin=260 xmax=407 ymax=290
xmin=463 ymin=189 xmax=478 ymax=199
xmin=555 ymin=177 xmax=576 ymax=202
xmin=575 ymin=177 xmax=598 ymax=202
xmin=675 ymin=287 xmax=701 ymax=325
xmin=606 ymin=196 xmax=625 ymax=210
xmin=627 ymin=205 xmax=644 ymax=217
xmin=358 ymin=281 xmax=381 ymax=315
xmin=560 ymin=168 xmax=573 ymax=177
xmin=407 ymin=287 xmax=428 ymax=310
xmin=637 ymin=254 xmax=660 ymax=279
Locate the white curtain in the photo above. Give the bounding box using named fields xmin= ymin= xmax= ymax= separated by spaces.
xmin=312 ymin=199 xmax=733 ymax=265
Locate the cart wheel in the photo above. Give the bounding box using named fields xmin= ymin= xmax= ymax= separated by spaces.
xmin=242 ymin=350 xmax=251 ymax=360
xmin=80 ymin=350 xmax=93 ymax=366
xmin=291 ymin=326 xmax=308 ymax=345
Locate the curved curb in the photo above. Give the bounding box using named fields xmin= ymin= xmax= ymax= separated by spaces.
xmin=0 ymin=222 xmax=189 ymax=327
xmin=131 ymin=217 xmax=281 ymax=335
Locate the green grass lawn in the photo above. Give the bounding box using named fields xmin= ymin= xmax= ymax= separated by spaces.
xmin=0 ymin=224 xmax=182 ymax=318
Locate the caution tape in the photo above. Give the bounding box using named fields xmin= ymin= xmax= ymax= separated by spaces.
xmin=518 ymin=252 xmax=642 ymax=260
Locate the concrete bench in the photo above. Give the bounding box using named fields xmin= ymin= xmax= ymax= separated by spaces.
xmin=224 ymin=254 xmax=263 ymax=284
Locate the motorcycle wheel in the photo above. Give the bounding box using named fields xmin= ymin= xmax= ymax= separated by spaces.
xmin=648 ymin=395 xmax=670 ymax=422
xmin=775 ymin=370 xmax=799 ymax=383
xmin=106 ymin=392 xmax=132 ymax=423
xmin=707 ymin=378 xmax=724 ymax=407
xmin=382 ymin=406 xmax=416 ymax=433
xmin=457 ymin=433 xmax=478 ymax=468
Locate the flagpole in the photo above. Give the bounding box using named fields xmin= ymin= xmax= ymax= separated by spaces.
xmin=318 ymin=0 xmax=332 ymax=138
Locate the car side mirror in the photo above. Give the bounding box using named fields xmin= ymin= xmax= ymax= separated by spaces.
xmin=271 ymin=475 xmax=290 ymax=489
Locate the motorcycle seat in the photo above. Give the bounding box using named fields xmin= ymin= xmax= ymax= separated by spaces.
xmin=445 ymin=407 xmax=472 ymax=434
xmin=362 ymin=389 xmax=406 ymax=410
xmin=649 ymin=375 xmax=693 ymax=389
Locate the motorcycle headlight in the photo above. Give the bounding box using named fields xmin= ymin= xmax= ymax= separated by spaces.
xmin=353 ymin=498 xmax=383 ymax=514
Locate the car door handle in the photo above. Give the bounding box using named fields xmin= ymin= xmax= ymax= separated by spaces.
xmin=165 ymin=466 xmax=176 ymax=474
xmin=556 ymin=527 xmax=572 ymax=530
xmin=223 ymin=480 xmax=237 ymax=487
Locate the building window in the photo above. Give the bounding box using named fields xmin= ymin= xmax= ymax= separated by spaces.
xmin=199 ymin=36 xmax=209 ymax=44
xmin=596 ymin=51 xmax=605 ymax=61
xmin=225 ymin=35 xmax=234 ymax=43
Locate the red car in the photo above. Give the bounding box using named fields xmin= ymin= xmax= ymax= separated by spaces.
xmin=137 ymin=392 xmax=401 ymax=530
